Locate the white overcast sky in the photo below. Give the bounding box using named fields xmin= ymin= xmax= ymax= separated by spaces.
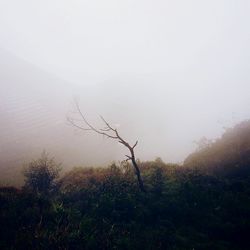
xmin=1 ymin=1 xmax=249 ymax=84
xmin=0 ymin=1 xmax=250 ymax=163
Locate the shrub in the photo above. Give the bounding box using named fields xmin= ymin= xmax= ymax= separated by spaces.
xmin=23 ymin=151 xmax=61 ymax=195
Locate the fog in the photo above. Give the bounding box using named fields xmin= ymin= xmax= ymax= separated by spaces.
xmin=0 ymin=1 xmax=250 ymax=172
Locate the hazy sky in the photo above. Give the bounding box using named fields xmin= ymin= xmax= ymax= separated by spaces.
xmin=1 ymin=1 xmax=249 ymax=83
xmin=0 ymin=1 xmax=250 ymax=165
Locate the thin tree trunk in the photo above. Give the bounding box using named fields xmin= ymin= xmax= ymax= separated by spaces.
xmin=131 ymin=156 xmax=146 ymax=192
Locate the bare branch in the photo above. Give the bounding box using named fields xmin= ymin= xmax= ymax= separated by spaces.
xmin=100 ymin=128 xmax=112 ymax=132
xmin=100 ymin=115 xmax=116 ymax=132
xmin=66 ymin=117 xmax=92 ymax=131
xmin=132 ymin=140 xmax=138 ymax=149
xmin=68 ymin=100 xmax=118 ymax=139
xmin=125 ymin=155 xmax=132 ymax=160
xmin=68 ymin=99 xmax=146 ymax=192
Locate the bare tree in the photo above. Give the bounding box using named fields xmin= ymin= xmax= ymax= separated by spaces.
xmin=67 ymin=100 xmax=145 ymax=192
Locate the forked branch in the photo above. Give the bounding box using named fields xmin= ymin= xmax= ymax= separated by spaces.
xmin=67 ymin=100 xmax=145 ymax=192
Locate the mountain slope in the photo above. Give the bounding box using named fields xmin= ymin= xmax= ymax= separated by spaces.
xmin=184 ymin=120 xmax=250 ymax=176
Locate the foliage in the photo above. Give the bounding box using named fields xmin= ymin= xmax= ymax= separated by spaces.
xmin=1 ymin=121 xmax=250 ymax=249
xmin=23 ymin=151 xmax=61 ymax=195
xmin=184 ymin=120 xmax=250 ymax=175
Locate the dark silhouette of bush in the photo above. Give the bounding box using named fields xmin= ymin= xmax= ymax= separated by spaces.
xmin=1 ymin=121 xmax=250 ymax=249
xmin=23 ymin=151 xmax=61 ymax=195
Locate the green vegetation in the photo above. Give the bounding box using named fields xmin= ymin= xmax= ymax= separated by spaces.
xmin=23 ymin=151 xmax=61 ymax=195
xmin=1 ymin=121 xmax=250 ymax=249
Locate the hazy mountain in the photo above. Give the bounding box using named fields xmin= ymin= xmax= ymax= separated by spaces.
xmin=0 ymin=50 xmax=113 ymax=184
xmin=1 ymin=48 xmax=250 ymax=185
xmin=0 ymin=50 xmax=151 ymax=186
xmin=0 ymin=50 xmax=183 ymax=177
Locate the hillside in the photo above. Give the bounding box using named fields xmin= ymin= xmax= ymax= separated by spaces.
xmin=1 ymin=120 xmax=250 ymax=249
xmin=184 ymin=120 xmax=250 ymax=177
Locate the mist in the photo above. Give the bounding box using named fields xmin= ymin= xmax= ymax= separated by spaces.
xmin=1 ymin=0 xmax=250 ymax=171
xmin=1 ymin=2 xmax=250 ymax=248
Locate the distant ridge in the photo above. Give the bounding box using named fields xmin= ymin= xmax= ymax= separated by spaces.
xmin=0 ymin=49 xmax=74 ymax=168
